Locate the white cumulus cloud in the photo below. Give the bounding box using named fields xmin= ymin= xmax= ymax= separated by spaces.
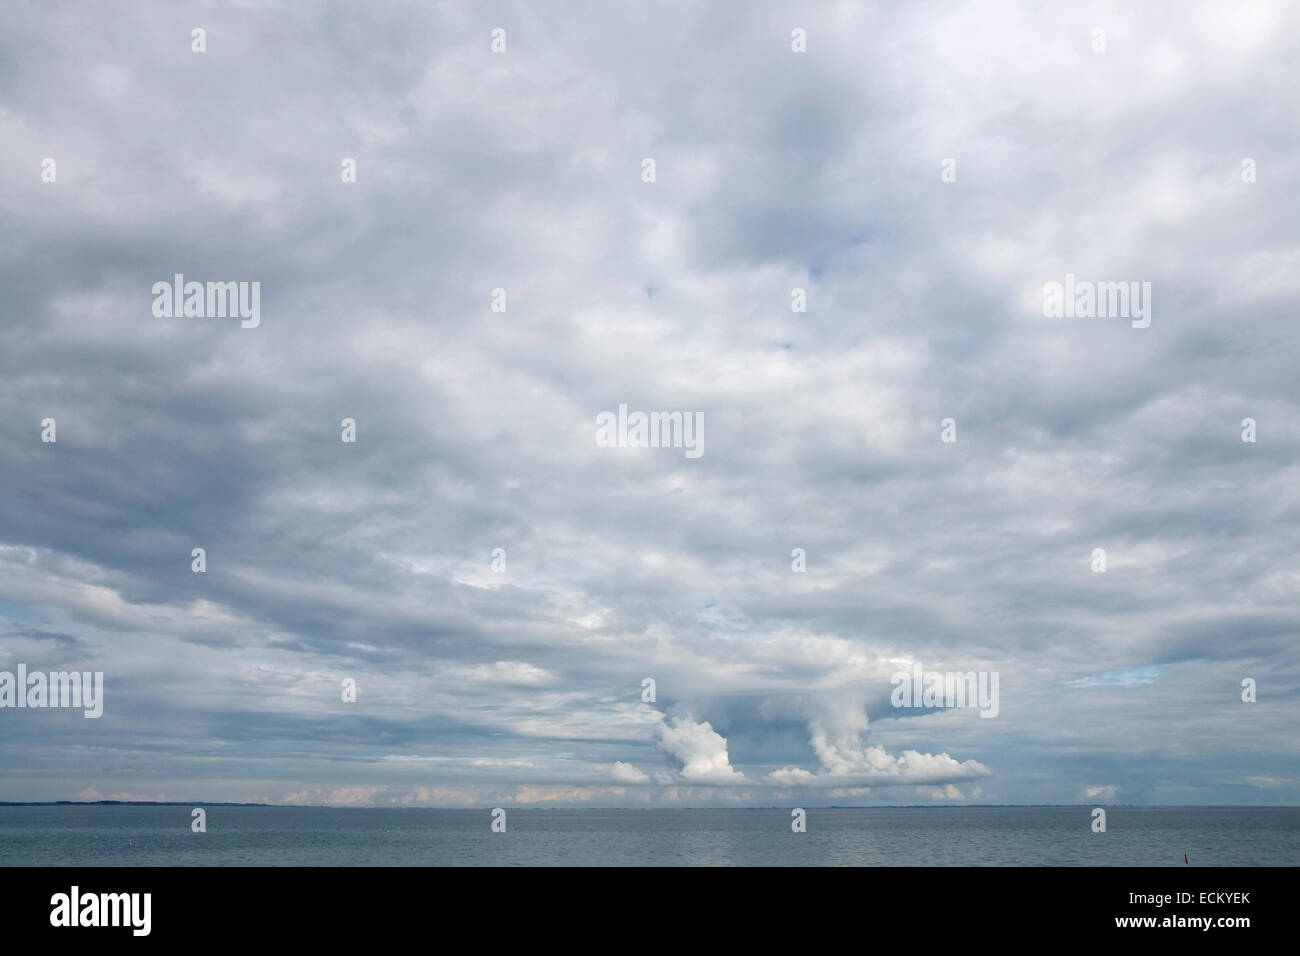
xmin=655 ymin=715 xmax=746 ymax=784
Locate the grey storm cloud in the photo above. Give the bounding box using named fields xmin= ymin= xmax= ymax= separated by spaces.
xmin=0 ymin=0 xmax=1296 ymax=806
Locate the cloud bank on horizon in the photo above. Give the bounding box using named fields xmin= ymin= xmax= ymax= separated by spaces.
xmin=1 ymin=0 xmax=1297 ymax=807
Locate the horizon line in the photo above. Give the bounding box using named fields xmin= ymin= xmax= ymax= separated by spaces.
xmin=3 ymin=801 xmax=1297 ymax=810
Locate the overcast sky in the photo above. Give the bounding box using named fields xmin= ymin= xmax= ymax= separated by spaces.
xmin=1 ymin=0 xmax=1297 ymax=807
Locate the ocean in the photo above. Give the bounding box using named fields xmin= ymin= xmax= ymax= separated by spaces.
xmin=1 ymin=805 xmax=1296 ymax=866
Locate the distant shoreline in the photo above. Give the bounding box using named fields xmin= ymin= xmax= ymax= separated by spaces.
xmin=0 ymin=801 xmax=274 ymax=807
xmin=2 ymin=802 xmax=1296 ymax=809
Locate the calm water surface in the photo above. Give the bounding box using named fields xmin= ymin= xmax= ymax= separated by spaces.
xmin=0 ymin=805 xmax=1295 ymax=866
